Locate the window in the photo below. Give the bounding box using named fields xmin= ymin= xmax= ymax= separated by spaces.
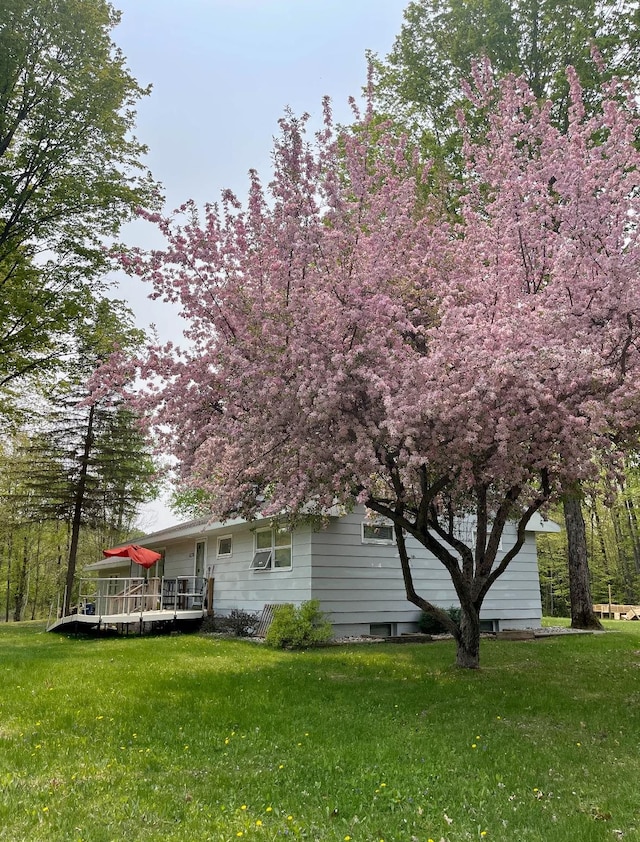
xmin=250 ymin=527 xmax=292 ymax=570
xmin=362 ymin=521 xmax=394 ymax=544
xmin=370 ymin=623 xmax=395 ymax=637
xmin=146 ymin=550 xmax=165 ymax=579
xmin=217 ymin=535 xmax=232 ymax=557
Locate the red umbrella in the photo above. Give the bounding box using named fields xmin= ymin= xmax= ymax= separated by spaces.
xmin=102 ymin=544 xmax=162 ymax=569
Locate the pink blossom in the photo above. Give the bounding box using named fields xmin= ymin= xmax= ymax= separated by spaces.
xmin=116 ymin=68 xmax=640 ymax=665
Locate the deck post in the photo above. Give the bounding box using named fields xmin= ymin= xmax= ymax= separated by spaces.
xmin=207 ymin=578 xmax=214 ymax=617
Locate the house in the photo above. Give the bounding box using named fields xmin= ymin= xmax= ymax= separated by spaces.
xmin=54 ymin=505 xmax=559 ymax=637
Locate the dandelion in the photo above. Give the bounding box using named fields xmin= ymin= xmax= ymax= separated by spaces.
xmin=472 ymin=744 xmax=477 ymax=749
xmin=480 ymin=832 xmax=487 ymax=837
xmin=266 ymin=806 xmax=273 ymax=812
xmin=287 ymin=816 xmax=293 ymax=821
xmin=42 ymin=807 xmax=49 ymax=813
xmin=279 ymin=764 xmax=284 ymax=769
xmin=237 ymin=833 xmax=243 ymax=838
xmin=256 ymin=819 xmax=263 ymax=826
xmin=96 ymin=715 xmax=103 ymax=720
xmin=241 ymin=805 xmax=247 ymax=811
xmin=344 ymin=837 xmax=351 ymax=841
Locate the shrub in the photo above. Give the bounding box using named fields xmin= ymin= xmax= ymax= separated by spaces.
xmin=265 ymin=600 xmax=332 ymax=649
xmin=225 ymin=608 xmax=260 ymax=637
xmin=418 ymin=605 xmax=461 ymax=635
xmin=200 ymin=609 xmax=260 ymax=637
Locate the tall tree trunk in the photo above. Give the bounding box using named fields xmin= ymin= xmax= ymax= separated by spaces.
xmin=64 ymin=404 xmax=95 ymax=615
xmin=624 ymin=497 xmax=640 ymax=574
xmin=564 ymin=491 xmax=603 ymax=630
xmin=592 ymin=506 xmax=612 ymax=580
xmin=5 ymin=532 xmax=13 ymax=623
xmin=612 ymin=505 xmax=635 ymax=602
xmin=30 ymin=527 xmax=42 ymax=621
xmin=13 ymin=534 xmax=30 ymax=622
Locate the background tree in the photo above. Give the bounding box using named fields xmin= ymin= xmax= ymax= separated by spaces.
xmin=3 ymin=299 xmax=159 ymax=616
xmin=371 ymin=0 xmax=640 ymax=630
xmin=0 ymin=437 xmax=67 ymax=621
xmin=539 ymin=464 xmax=640 ymax=614
xmin=120 ymin=71 xmax=640 ymax=668
xmin=0 ymin=0 xmax=158 ymax=409
xmin=371 ymin=0 xmax=640 ymax=163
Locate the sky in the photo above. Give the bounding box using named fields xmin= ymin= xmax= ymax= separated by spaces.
xmin=111 ymin=0 xmax=409 ymax=530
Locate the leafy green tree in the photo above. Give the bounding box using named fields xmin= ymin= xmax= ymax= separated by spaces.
xmin=0 ymin=0 xmax=158 ymax=401
xmin=0 ymin=436 xmax=68 ymax=621
xmin=371 ymin=0 xmax=639 ymax=630
xmin=371 ymin=0 xmax=639 ymax=165
xmin=538 ymin=465 xmax=640 ymax=614
xmin=6 ymin=299 xmax=159 ymax=615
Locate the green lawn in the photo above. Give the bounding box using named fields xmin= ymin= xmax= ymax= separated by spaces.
xmin=1 ymin=622 xmax=639 ymax=842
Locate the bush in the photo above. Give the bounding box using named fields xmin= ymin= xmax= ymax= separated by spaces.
xmin=200 ymin=609 xmax=260 ymax=637
xmin=418 ymin=605 xmax=461 ymax=635
xmin=265 ymin=600 xmax=332 ymax=649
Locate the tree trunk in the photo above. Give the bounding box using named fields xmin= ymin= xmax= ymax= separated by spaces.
xmin=13 ymin=534 xmax=30 ymax=622
xmin=30 ymin=527 xmax=42 ymax=621
xmin=564 ymin=492 xmax=603 ymax=630
xmin=624 ymin=497 xmax=640 ymax=574
xmin=5 ymin=533 xmax=13 ymax=623
xmin=455 ymin=603 xmax=480 ymax=669
xmin=64 ymin=404 xmax=95 ymax=615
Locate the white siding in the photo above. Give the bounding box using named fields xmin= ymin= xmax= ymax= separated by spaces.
xmin=161 ymin=539 xmax=198 ymax=578
xmin=152 ymin=521 xmax=313 ymax=615
xmin=142 ymin=508 xmax=544 ymax=635
xmin=311 ymin=508 xmax=542 ymax=635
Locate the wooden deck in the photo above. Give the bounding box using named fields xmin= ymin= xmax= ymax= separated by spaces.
xmin=593 ymin=603 xmax=640 ymax=620
xmin=47 ymin=576 xmax=206 ymax=634
xmin=48 ymin=608 xmax=204 ymax=633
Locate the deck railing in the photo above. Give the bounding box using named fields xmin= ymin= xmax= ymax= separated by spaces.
xmin=73 ymin=576 xmax=205 ymax=618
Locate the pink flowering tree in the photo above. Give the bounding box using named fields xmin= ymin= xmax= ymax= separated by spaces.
xmin=120 ymin=70 xmax=640 ymax=668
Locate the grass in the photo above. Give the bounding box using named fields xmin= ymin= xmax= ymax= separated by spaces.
xmin=1 ymin=621 xmax=639 ymax=842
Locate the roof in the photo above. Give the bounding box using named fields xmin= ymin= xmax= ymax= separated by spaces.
xmin=526 ymin=513 xmax=561 ymax=533
xmin=84 ymin=556 xmax=133 ymax=572
xmin=136 ymin=508 xmax=560 ymax=547
xmin=140 ymin=515 xmax=248 ymax=547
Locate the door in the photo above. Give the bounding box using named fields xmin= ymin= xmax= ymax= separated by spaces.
xmin=194 ymin=540 xmax=206 ymax=606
